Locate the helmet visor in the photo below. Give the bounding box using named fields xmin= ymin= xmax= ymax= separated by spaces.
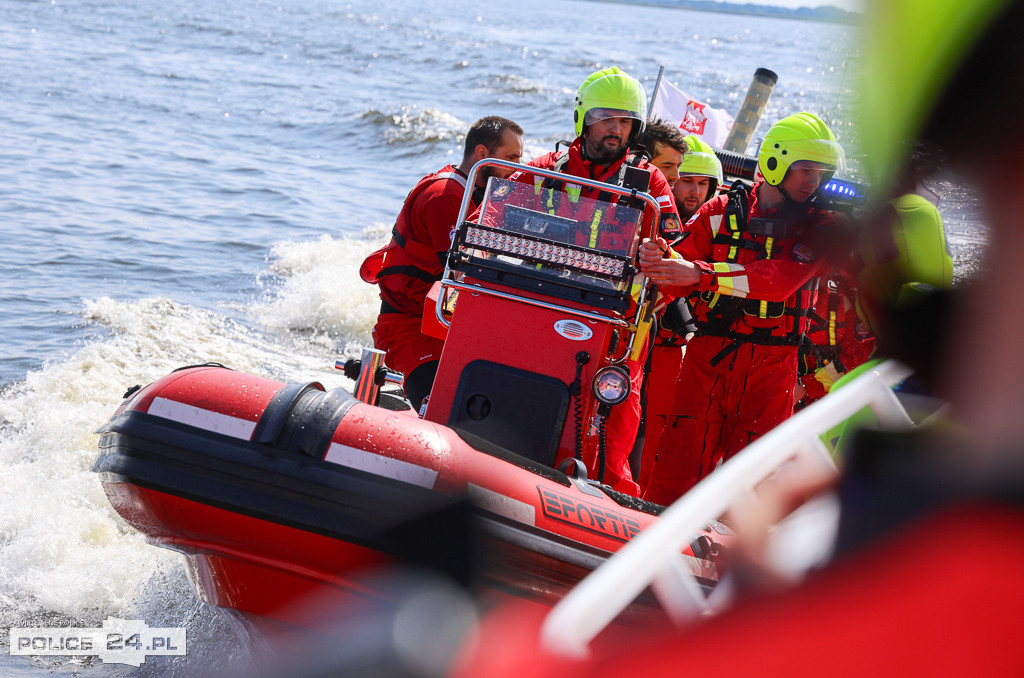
xmin=786 ymin=137 xmax=846 ymax=172
xmin=583 ymin=107 xmax=642 ymax=127
xmin=678 ymin=150 xmax=724 ymax=184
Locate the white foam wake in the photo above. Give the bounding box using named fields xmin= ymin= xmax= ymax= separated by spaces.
xmin=0 ymin=286 xmax=372 ymax=673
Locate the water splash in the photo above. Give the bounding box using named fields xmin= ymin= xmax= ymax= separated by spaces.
xmin=252 ymin=234 xmax=385 ymax=360
xmin=361 ymin=105 xmax=466 ymax=147
xmin=0 ymin=290 xmax=363 ymax=674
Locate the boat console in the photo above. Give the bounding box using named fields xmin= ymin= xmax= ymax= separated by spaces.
xmin=423 ymin=161 xmax=659 ymax=478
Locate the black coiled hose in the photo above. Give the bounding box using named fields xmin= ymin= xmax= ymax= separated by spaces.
xmin=570 ymin=352 xmax=589 ymax=460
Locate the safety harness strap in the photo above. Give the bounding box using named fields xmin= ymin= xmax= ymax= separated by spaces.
xmin=375 ymin=264 xmax=437 ymax=285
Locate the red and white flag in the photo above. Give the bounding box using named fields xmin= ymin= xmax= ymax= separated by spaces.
xmin=650 ymin=78 xmax=734 ymax=149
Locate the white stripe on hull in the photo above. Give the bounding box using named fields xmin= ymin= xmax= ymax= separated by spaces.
xmin=469 ymin=483 xmax=537 ymax=525
xmin=148 ymin=397 xmax=257 ymax=440
xmin=325 ymin=442 xmax=439 ymax=489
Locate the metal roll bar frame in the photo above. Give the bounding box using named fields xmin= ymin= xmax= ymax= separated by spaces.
xmin=435 ymin=159 xmax=662 ymax=366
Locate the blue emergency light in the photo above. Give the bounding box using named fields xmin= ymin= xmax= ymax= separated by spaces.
xmin=820 ymin=177 xmax=865 ymax=204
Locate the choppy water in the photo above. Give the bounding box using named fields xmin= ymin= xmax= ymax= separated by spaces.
xmin=0 ymin=0 xmax=982 ymax=675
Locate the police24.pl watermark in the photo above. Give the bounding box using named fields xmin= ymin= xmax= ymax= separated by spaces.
xmin=9 ymin=617 xmax=186 ymax=667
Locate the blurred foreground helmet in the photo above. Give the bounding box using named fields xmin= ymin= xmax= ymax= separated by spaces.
xmin=573 ymin=67 xmax=647 ymax=146
xmin=757 ymin=112 xmax=844 ymax=187
xmin=858 ymin=0 xmax=1012 ymax=191
xmin=855 ymin=193 xmax=953 ymax=336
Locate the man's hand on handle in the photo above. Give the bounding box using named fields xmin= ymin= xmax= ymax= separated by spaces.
xmin=639 ymin=237 xmax=701 ymax=288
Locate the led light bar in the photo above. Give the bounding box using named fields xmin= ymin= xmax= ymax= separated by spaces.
xmin=465 ymin=226 xmax=626 ymax=277
xmin=821 ymin=177 xmax=865 ymax=203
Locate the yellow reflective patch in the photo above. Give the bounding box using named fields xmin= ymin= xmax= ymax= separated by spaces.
xmin=589 ymin=209 xmax=602 ymax=249
xmin=815 ymin=362 xmax=842 ymax=392
xmin=544 ymin=189 xmax=557 ymax=214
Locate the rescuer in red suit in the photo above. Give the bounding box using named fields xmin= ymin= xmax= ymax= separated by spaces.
xmin=452 ymin=6 xmax=1024 ymax=678
xmin=637 ymin=134 xmax=723 ymax=492
xmin=360 ymin=117 xmax=524 ymax=410
xmin=640 ymin=112 xmax=847 ymax=505
xmin=795 ymin=267 xmax=875 ymax=408
xmin=550 ymin=5 xmax=1024 ymax=672
xmin=521 ymin=67 xmax=681 ymax=496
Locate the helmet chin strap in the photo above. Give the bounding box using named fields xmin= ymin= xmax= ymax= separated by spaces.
xmin=767 ymin=179 xmax=816 ymax=217
xmin=625 ymin=119 xmax=640 ymax=150
xmin=776 ymin=181 xmax=797 ymax=206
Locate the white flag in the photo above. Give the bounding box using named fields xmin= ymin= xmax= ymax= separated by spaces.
xmin=650 ymin=78 xmax=734 ymax=149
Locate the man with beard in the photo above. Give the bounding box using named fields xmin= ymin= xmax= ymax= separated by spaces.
xmin=528 ymin=69 xmax=676 ymax=233
xmin=525 ymin=67 xmax=680 ymax=496
xmin=360 ymin=116 xmax=524 ymax=410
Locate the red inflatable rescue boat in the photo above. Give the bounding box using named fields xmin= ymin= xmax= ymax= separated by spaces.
xmin=94 ymin=162 xmax=732 ymax=637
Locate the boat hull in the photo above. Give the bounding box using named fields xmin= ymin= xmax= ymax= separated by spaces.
xmin=95 ymin=365 xmax=723 ymax=632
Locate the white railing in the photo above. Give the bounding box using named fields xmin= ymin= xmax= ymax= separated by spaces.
xmin=540 ymin=359 xmax=917 ymax=658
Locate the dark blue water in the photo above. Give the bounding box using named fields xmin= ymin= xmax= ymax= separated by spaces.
xmin=0 ymin=1 xmax=979 ymax=675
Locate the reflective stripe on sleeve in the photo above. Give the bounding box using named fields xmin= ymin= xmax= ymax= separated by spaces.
xmin=711 ymin=262 xmax=750 ymax=297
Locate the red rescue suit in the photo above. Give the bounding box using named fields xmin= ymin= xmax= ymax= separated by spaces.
xmin=637 ymin=325 xmax=685 ymax=492
xmin=360 ymin=165 xmax=477 ymax=378
xmin=643 ymin=182 xmax=843 ymax=505
xmin=528 ymin=139 xmax=682 ymax=243
xmin=527 ymin=140 xmax=680 ymax=496
xmin=797 ymin=270 xmax=876 ymax=407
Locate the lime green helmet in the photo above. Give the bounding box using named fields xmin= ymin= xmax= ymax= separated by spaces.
xmin=573 ymin=67 xmax=647 ymax=146
xmin=757 ymin=112 xmax=844 ymax=187
xmin=855 ymin=193 xmax=954 ymax=336
xmin=679 ymin=135 xmax=724 ymax=185
xmin=859 ymin=0 xmax=1011 ymax=191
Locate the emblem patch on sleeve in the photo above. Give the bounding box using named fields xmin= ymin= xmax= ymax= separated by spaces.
xmin=790 ymin=243 xmax=816 ymax=263
xmin=659 ymin=214 xmax=681 ymax=237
